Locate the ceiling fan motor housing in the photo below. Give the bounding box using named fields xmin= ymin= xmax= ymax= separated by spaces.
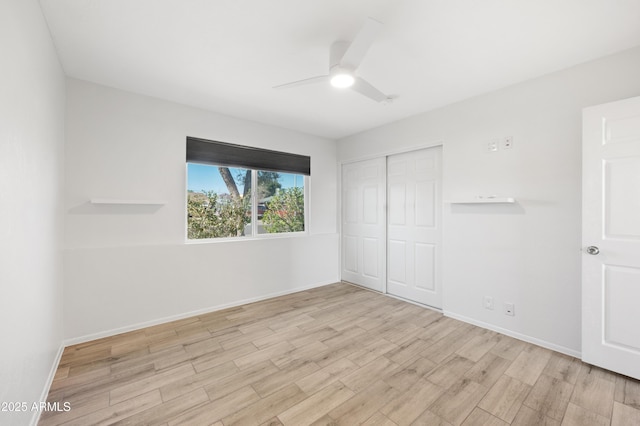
xmin=329 ymin=64 xmax=356 ymax=88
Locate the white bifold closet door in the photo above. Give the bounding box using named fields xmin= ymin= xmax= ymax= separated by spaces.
xmin=341 ymin=157 xmax=386 ymax=292
xmin=387 ymin=147 xmax=442 ymax=308
xmin=341 ymin=147 xmax=442 ymax=309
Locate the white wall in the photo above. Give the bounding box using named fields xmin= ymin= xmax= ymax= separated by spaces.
xmin=338 ymin=46 xmax=640 ymax=355
xmin=64 ymin=79 xmax=339 ymax=341
xmin=0 ymin=1 xmax=66 ymax=425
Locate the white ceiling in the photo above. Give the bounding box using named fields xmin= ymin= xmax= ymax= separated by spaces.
xmin=39 ymin=0 xmax=640 ymax=139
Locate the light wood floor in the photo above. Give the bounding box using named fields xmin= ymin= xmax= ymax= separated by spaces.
xmin=41 ymin=283 xmax=640 ymax=426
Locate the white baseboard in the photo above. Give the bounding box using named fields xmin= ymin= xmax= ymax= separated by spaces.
xmin=64 ymin=280 xmax=337 ymax=346
xmin=444 ymin=310 xmax=582 ymax=359
xmin=344 ymin=281 xmax=581 ymax=359
xmin=30 ymin=343 xmax=65 ymax=426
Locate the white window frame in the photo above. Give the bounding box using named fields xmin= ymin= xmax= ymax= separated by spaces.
xmin=185 ymin=165 xmax=309 ymax=243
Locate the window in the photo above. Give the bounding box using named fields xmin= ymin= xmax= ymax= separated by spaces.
xmin=257 ymin=171 xmax=304 ymax=234
xmin=186 ymin=137 xmax=309 ymax=240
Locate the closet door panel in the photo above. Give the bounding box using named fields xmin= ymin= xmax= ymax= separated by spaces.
xmin=387 ymin=147 xmax=442 ymax=308
xmin=341 ymin=158 xmax=386 ymax=291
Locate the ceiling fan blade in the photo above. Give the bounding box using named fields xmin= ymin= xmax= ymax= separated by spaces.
xmin=273 ymin=75 xmax=328 ymax=89
xmin=351 ymin=77 xmax=391 ymax=103
xmin=339 ymin=17 xmax=383 ymax=70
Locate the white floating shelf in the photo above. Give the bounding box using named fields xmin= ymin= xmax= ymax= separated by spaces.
xmin=90 ymin=198 xmax=167 ymax=206
xmin=448 ymin=197 xmax=516 ymax=204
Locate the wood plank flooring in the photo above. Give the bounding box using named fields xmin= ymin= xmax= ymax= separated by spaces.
xmin=40 ymin=283 xmax=640 ymax=426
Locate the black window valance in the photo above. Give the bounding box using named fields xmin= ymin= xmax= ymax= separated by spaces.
xmin=186 ymin=136 xmax=310 ymax=176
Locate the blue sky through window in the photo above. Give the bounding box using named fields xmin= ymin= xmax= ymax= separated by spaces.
xmin=187 ymin=163 xmax=302 ymax=194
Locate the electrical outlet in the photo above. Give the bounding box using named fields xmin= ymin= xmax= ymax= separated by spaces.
xmin=487 ymin=141 xmax=498 ymax=152
xmin=504 ymin=302 xmax=515 ymax=316
xmin=483 ymin=296 xmax=494 ymax=310
xmin=502 ymin=136 xmax=513 ymax=149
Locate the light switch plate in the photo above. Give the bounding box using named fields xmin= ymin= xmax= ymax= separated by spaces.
xmin=502 ymin=136 xmax=513 ymax=149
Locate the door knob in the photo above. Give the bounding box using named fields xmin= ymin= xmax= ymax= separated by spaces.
xmin=586 ymin=246 xmax=600 ymax=255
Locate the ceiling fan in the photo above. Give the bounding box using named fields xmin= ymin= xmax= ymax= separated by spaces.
xmin=274 ymin=17 xmax=393 ymax=103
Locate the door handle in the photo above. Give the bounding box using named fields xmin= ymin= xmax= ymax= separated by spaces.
xmin=586 ymin=246 xmax=600 ymax=255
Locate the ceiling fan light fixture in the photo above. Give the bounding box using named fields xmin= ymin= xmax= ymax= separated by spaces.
xmin=330 ymin=72 xmax=355 ymax=88
xmin=275 ymin=18 xmax=389 ymax=101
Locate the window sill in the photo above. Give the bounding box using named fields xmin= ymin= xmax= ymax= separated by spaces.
xmin=185 ymin=231 xmax=309 ymax=244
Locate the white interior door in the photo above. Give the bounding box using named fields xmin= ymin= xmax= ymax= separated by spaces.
xmin=341 ymin=158 xmax=386 ymax=292
xmin=582 ymin=96 xmax=640 ymax=380
xmin=387 ymin=147 xmax=442 ymax=308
